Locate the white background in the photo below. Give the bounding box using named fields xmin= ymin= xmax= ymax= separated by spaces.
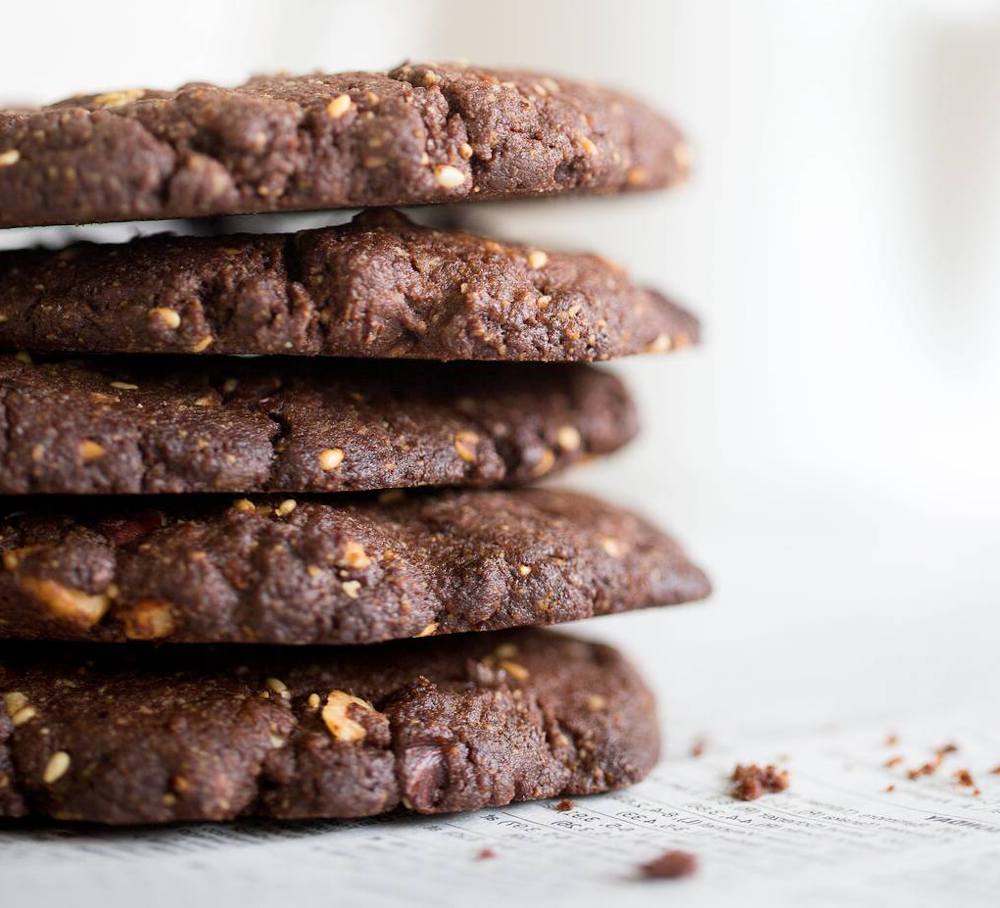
xmin=2 ymin=1 xmax=999 ymax=904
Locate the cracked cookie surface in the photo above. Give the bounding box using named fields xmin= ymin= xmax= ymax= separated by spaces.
xmin=0 ymin=354 xmax=636 ymax=494
xmin=0 ymin=209 xmax=697 ymax=361
xmin=0 ymin=488 xmax=710 ymax=644
xmin=0 ymin=629 xmax=659 ymax=824
xmin=0 ymin=62 xmax=689 ymax=228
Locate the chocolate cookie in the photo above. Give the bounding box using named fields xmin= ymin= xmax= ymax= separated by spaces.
xmin=0 ymin=62 xmax=689 ymax=228
xmin=0 ymin=209 xmax=697 ymax=361
xmin=0 ymin=354 xmax=636 ymax=494
xmin=0 ymin=628 xmax=659 ymax=824
xmin=0 ymin=488 xmax=710 ymax=644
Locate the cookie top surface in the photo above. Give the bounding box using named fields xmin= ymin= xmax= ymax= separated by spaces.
xmin=0 ymin=354 xmax=636 ymax=494
xmin=0 ymin=62 xmax=689 ymax=228
xmin=0 ymin=488 xmax=710 ymax=645
xmin=0 ymin=628 xmax=659 ymax=824
xmin=0 ymin=209 xmax=698 ymax=361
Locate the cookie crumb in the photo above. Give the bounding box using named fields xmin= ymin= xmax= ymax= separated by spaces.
xmin=639 ymin=850 xmax=698 ymax=880
xmin=730 ymin=763 xmax=790 ymax=801
xmin=477 ymin=848 xmax=496 ymax=860
xmin=690 ymin=737 xmax=707 ymax=758
xmin=884 ymin=733 xmax=899 ymax=747
xmin=885 ymin=784 xmax=895 ymax=793
xmin=954 ymin=769 xmax=976 ymax=788
xmin=554 ymin=799 xmax=575 ymax=812
xmin=884 ymin=755 xmax=903 ymax=768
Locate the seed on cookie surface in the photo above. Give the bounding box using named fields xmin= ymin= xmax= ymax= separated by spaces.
xmin=318 ymin=448 xmax=345 ymax=471
xmin=433 ymin=164 xmax=466 ymax=188
xmin=43 ymin=751 xmax=71 ymax=784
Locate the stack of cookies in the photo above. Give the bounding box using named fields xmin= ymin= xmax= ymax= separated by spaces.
xmin=0 ymin=63 xmax=709 ymax=825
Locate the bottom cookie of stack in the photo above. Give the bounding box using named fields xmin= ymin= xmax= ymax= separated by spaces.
xmin=0 ymin=629 xmax=658 ymax=825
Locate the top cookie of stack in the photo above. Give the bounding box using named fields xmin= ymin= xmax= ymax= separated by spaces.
xmin=0 ymin=64 xmax=708 ymax=649
xmin=0 ymin=62 xmax=689 ymax=227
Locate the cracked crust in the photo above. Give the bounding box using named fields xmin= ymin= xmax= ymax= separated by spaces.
xmin=0 ymin=354 xmax=637 ymax=494
xmin=0 ymin=62 xmax=689 ymax=228
xmin=0 ymin=488 xmax=710 ymax=645
xmin=0 ymin=209 xmax=698 ymax=361
xmin=0 ymin=629 xmax=660 ymax=824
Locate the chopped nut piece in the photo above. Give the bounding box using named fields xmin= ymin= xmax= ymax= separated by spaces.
xmin=415 ymin=623 xmax=438 ymax=637
xmin=640 ymin=850 xmax=698 ymax=880
xmin=646 ymin=333 xmax=672 ymax=354
xmin=93 ymin=89 xmax=145 ymax=108
xmin=4 ymin=692 xmax=28 ymax=717
xmin=19 ymin=577 xmax=109 ymax=628
xmin=337 ymin=540 xmax=371 ymax=570
xmin=600 ymin=536 xmax=624 ymax=558
xmin=318 ymin=447 xmax=345 ymax=471
xmin=433 ymin=164 xmax=466 ymax=188
xmin=274 ymin=499 xmax=297 ymax=517
xmin=730 ymin=763 xmax=790 ymax=801
xmin=454 ymin=430 xmax=479 ymax=463
xmin=0 ymin=150 xmax=20 ymax=168
xmin=517 ymin=564 xmax=532 ymax=577
xmin=78 ymin=440 xmax=106 ymax=462
xmin=498 ymin=660 xmax=530 ymax=681
xmin=109 ymin=380 xmax=138 ymax=391
xmin=580 ymin=136 xmax=598 ymax=156
xmin=530 ymin=448 xmax=555 ymax=477
xmin=307 ymin=693 xmax=321 ymax=709
xmin=322 ymin=690 xmax=374 ymax=742
xmin=232 ymin=498 xmax=256 ymax=513
xmin=527 ymin=250 xmax=549 ymax=270
xmin=585 ymin=694 xmax=608 ymax=712
xmin=148 ymin=307 xmax=181 ymax=328
xmin=326 ymin=93 xmax=353 ymax=118
xmin=494 ymin=643 xmax=518 ymax=659
xmin=43 ymin=751 xmax=71 ymax=784
xmin=459 ymin=142 xmax=474 ymax=160
xmin=12 ymin=706 xmax=37 ymax=727
xmin=265 ymin=677 xmax=291 ymax=700
xmin=191 ymin=336 xmax=214 ymax=353
xmin=556 ymin=425 xmax=582 ymax=452
xmin=14 ymin=351 xmax=31 ymax=364
xmin=626 ymin=165 xmax=649 ymax=186
xmin=341 ymin=580 xmax=361 ymax=599
xmin=222 ymin=378 xmax=238 ymax=394
xmin=122 ymin=599 xmax=175 ymax=640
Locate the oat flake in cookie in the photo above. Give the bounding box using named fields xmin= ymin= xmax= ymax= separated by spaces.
xmin=0 ymin=62 xmax=690 ymax=228
xmin=0 ymin=488 xmax=710 ymax=645
xmin=0 ymin=209 xmax=697 ymax=361
xmin=0 ymin=355 xmax=637 ymax=494
xmin=0 ymin=629 xmax=660 ymax=825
